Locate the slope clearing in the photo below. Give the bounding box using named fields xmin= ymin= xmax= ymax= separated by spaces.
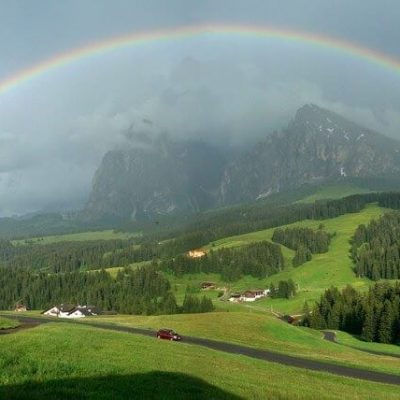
xmin=196 ymin=204 xmax=386 ymax=313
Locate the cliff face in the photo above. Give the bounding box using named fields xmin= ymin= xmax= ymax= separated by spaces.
xmin=220 ymin=104 xmax=400 ymax=204
xmin=85 ymin=137 xmax=226 ymax=221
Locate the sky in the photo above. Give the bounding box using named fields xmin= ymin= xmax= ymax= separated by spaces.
xmin=0 ymin=0 xmax=400 ymax=216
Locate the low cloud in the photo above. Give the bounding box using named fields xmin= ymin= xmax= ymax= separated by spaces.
xmin=0 ymin=46 xmax=400 ymax=216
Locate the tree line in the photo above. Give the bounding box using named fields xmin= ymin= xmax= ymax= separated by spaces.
xmin=269 ymin=279 xmax=297 ymax=299
xmin=3 ymin=192 xmax=400 ymax=275
xmin=135 ymin=192 xmax=400 ymax=259
xmin=0 ymin=239 xmax=133 ymax=273
xmin=352 ymin=212 xmax=400 ymax=280
xmin=160 ymin=241 xmax=284 ymax=281
xmin=0 ymin=265 xmax=213 ymax=316
xmin=302 ymin=283 xmax=400 ymax=344
xmin=272 ymin=226 xmax=331 ymax=267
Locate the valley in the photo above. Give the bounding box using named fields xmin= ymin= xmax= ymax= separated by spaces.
xmin=1 ymin=191 xmax=400 ymax=399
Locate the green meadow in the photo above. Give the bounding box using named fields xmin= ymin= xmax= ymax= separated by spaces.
xmin=296 ymin=183 xmax=371 ymax=204
xmin=12 ymin=229 xmax=138 ymax=246
xmin=0 ymin=316 xmax=19 ymax=329
xmin=196 ymin=204 xmax=386 ymax=314
xmin=85 ymin=311 xmax=400 ymax=376
xmin=333 ymin=330 xmax=400 ymax=357
xmin=0 ymin=322 xmax=398 ymax=400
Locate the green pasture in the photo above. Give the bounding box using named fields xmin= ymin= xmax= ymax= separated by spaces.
xmin=0 ymin=322 xmax=398 ymax=399
xmin=297 ymin=183 xmax=371 ymax=203
xmin=0 ymin=316 xmax=19 ymax=329
xmin=12 ymin=229 xmax=139 ymax=245
xmin=86 ymin=311 xmax=400 ymax=376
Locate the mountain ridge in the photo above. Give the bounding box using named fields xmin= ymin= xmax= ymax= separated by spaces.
xmin=84 ymin=104 xmax=400 ymax=221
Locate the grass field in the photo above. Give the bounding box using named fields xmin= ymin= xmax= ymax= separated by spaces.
xmin=333 ymin=331 xmax=400 ymax=357
xmin=84 ymin=311 xmax=400 ymax=376
xmin=12 ymin=229 xmax=139 ymax=245
xmin=297 ymin=183 xmax=371 ymax=203
xmin=0 ymin=316 xmax=20 ymax=329
xmin=0 ymin=322 xmax=398 ymax=399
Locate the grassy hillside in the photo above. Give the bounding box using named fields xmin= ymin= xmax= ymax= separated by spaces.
xmin=0 ymin=316 xmax=19 ymax=329
xmin=297 ymin=183 xmax=371 ymax=203
xmin=12 ymin=229 xmax=138 ymax=246
xmin=334 ymin=331 xmax=400 ymax=357
xmin=85 ymin=312 xmax=400 ymax=376
xmin=188 ymin=204 xmax=386 ymax=314
xmin=0 ymin=322 xmax=398 ymax=399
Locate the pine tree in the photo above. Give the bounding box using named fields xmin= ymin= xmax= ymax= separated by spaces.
xmin=378 ymin=300 xmax=395 ymax=343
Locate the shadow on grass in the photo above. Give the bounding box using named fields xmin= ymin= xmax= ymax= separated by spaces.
xmin=0 ymin=371 xmax=244 ymax=400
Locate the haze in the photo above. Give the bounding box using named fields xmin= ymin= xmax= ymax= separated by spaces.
xmin=0 ymin=0 xmax=399 ymax=216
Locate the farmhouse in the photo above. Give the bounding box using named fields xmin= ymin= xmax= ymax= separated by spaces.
xmin=241 ymin=289 xmax=270 ymax=302
xmin=14 ymin=304 xmax=27 ymax=312
xmin=201 ymin=282 xmax=216 ymax=290
xmin=42 ymin=304 xmax=100 ymax=318
xmin=229 ymin=289 xmax=270 ymax=303
xmin=187 ymin=249 xmax=206 ymax=258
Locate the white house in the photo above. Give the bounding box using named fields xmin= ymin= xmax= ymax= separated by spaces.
xmin=228 ymin=293 xmax=241 ymax=302
xmin=43 ymin=304 xmax=76 ymax=318
xmin=231 ymin=289 xmax=271 ymax=302
xmin=42 ymin=304 xmax=100 ymax=319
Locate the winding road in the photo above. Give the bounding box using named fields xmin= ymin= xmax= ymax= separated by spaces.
xmin=323 ymin=330 xmax=400 ymax=359
xmin=2 ymin=314 xmax=400 ymax=386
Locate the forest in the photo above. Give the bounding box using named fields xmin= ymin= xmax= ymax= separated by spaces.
xmin=1 ymin=192 xmax=400 ymax=276
xmin=303 ymin=283 xmax=400 ymax=344
xmin=0 ymin=265 xmax=213 ymax=315
xmin=272 ymin=226 xmax=331 ymax=266
xmin=352 ymin=212 xmax=400 ymax=280
xmin=160 ymin=241 xmax=284 ymax=281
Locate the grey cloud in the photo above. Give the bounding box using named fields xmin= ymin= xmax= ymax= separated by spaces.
xmin=0 ymin=1 xmax=399 ymax=215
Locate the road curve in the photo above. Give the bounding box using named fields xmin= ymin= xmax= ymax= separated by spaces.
xmin=2 ymin=314 xmax=400 ymax=386
xmin=323 ymin=330 xmax=400 ymax=359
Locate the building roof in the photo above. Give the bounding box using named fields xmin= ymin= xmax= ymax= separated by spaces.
xmin=58 ymin=304 xmax=76 ymax=313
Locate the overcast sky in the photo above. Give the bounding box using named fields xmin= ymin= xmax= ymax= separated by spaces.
xmin=0 ymin=0 xmax=400 ymax=216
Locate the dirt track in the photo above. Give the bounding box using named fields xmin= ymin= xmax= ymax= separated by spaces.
xmin=2 ymin=314 xmax=400 ymax=386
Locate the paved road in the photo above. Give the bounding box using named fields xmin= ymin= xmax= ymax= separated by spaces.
xmin=323 ymin=330 xmax=400 ymax=359
xmin=2 ymin=314 xmax=400 ymax=386
xmin=323 ymin=331 xmax=337 ymax=343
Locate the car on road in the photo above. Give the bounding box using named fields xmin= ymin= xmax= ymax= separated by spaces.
xmin=156 ymin=328 xmax=182 ymax=341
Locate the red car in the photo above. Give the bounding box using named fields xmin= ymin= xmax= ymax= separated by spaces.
xmin=156 ymin=328 xmax=182 ymax=341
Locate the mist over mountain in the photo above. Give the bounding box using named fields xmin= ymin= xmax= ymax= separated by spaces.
xmin=84 ymin=104 xmax=400 ymax=221
xmin=220 ymin=104 xmax=400 ymax=204
xmin=85 ymin=135 xmax=227 ymax=221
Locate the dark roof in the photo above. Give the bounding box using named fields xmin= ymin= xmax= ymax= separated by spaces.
xmin=58 ymin=304 xmax=76 ymax=312
xmin=69 ymin=305 xmax=101 ymax=316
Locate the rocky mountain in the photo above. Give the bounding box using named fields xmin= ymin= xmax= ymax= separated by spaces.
xmin=85 ymin=104 xmax=400 ymax=221
xmin=220 ymin=104 xmax=400 ymax=204
xmin=85 ymin=136 xmax=226 ymax=221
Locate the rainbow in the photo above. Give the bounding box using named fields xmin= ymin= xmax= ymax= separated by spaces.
xmin=1 ymin=23 xmax=400 ymax=96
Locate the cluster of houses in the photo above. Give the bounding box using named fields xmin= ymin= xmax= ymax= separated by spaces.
xmin=228 ymin=289 xmax=270 ymax=303
xmin=200 ymin=281 xmax=271 ymax=303
xmin=42 ymin=304 xmax=101 ymax=319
